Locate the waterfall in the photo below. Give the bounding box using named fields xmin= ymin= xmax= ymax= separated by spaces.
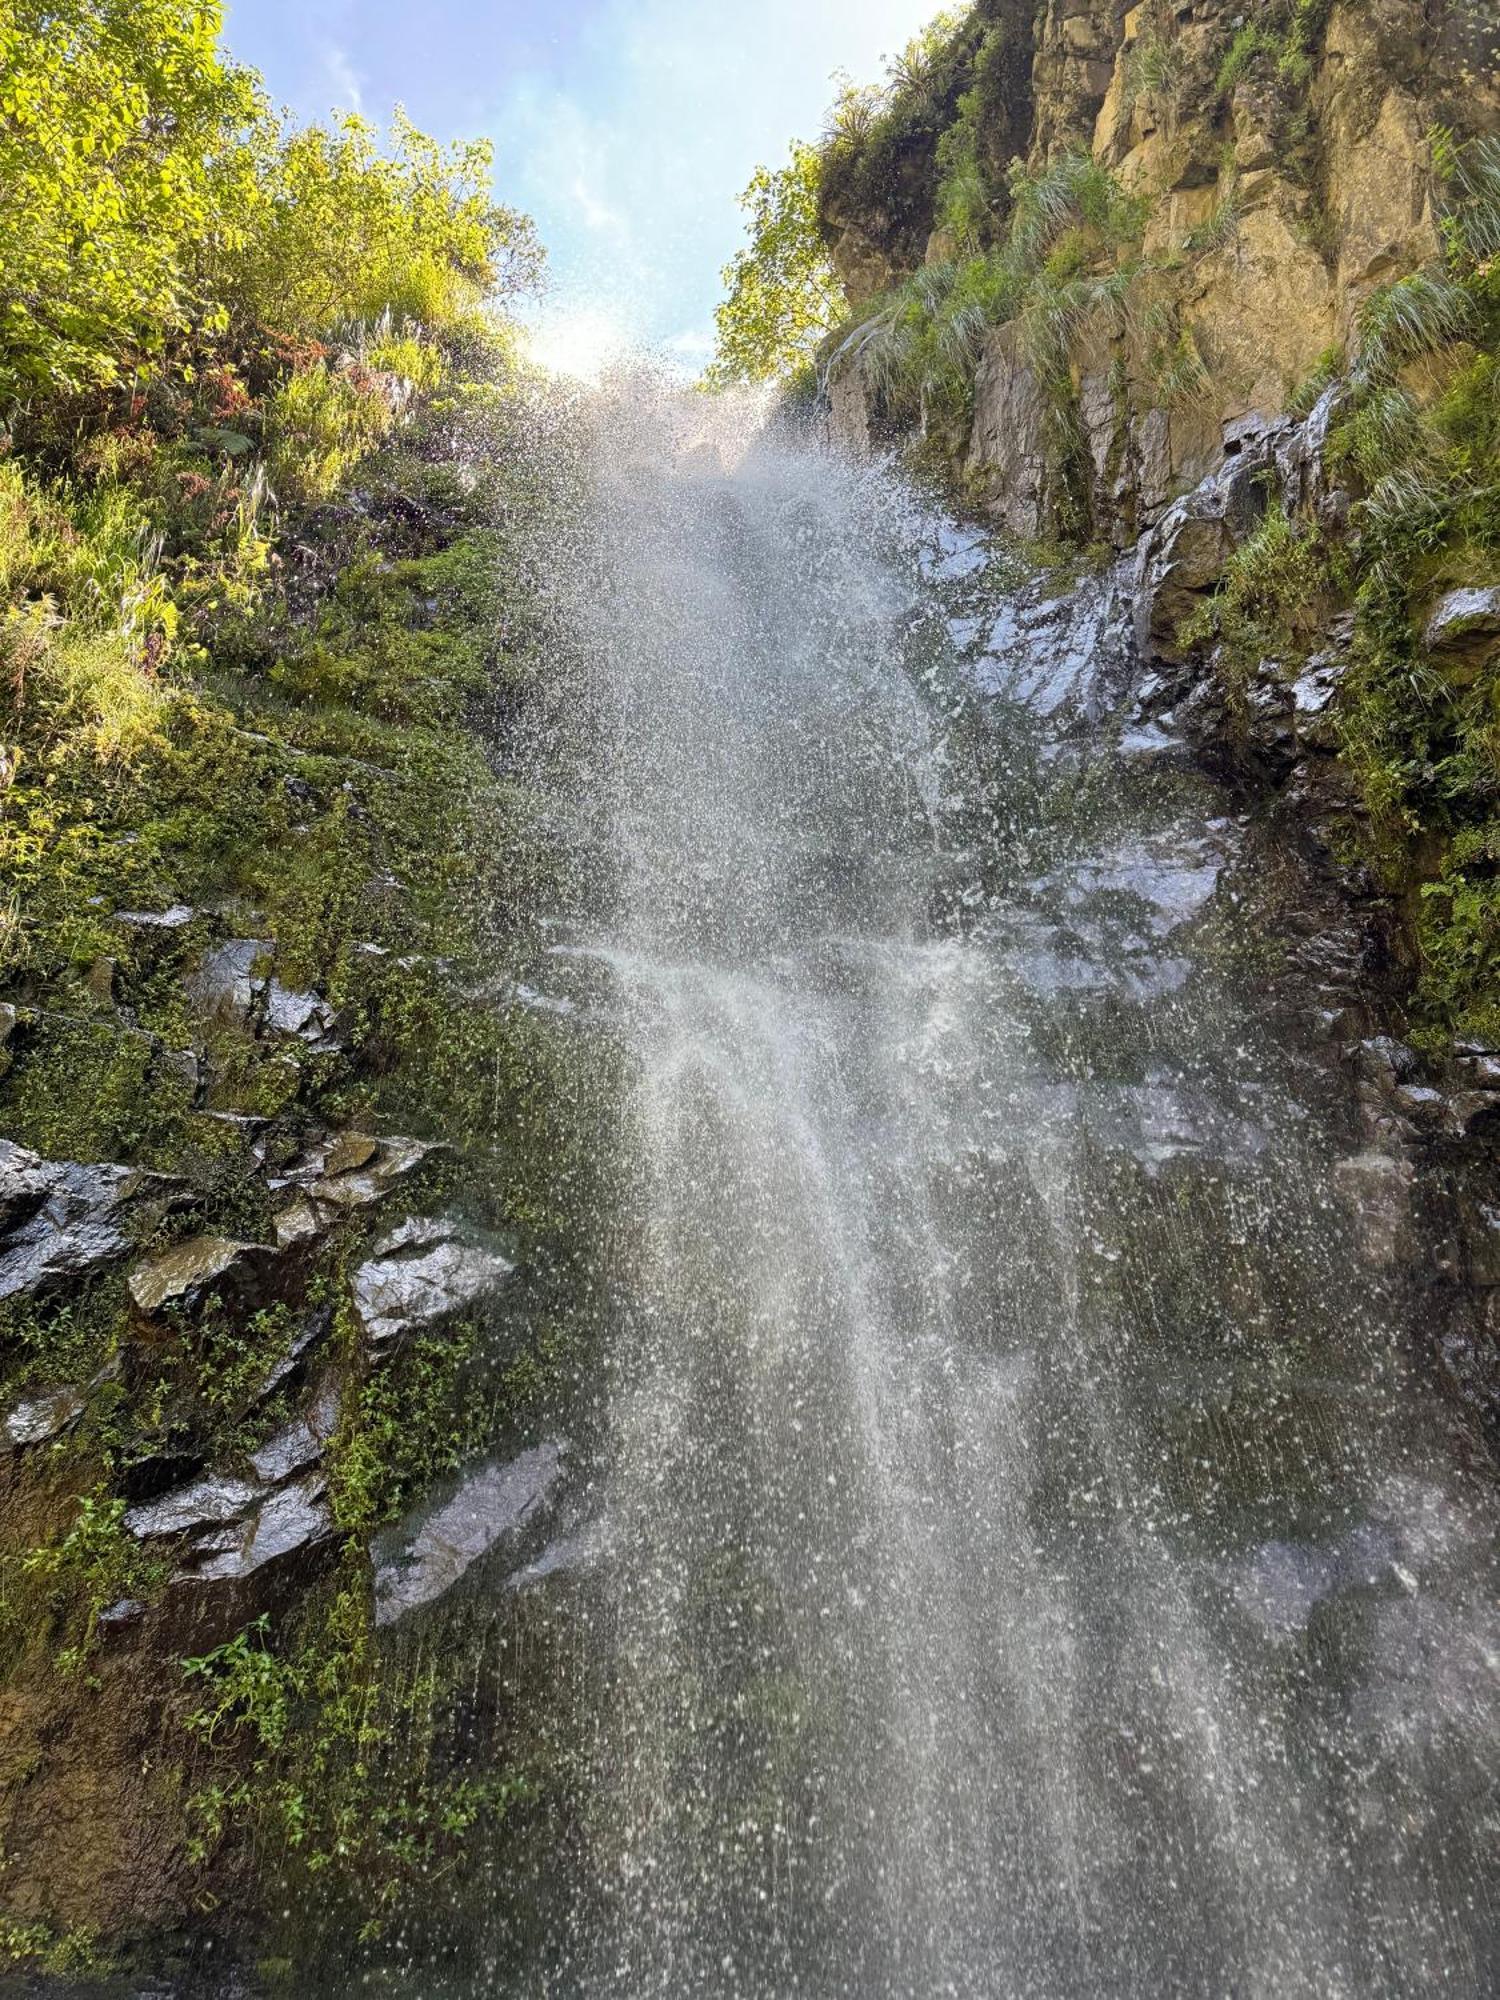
xmin=365 ymin=387 xmax=1500 ymax=1998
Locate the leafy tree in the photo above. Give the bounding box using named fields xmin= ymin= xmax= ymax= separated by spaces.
xmin=0 ymin=0 xmax=257 ymax=403
xmin=213 ymin=111 xmax=544 ymax=343
xmin=709 ymin=143 xmax=846 ymax=387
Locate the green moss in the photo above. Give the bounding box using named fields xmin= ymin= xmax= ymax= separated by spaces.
xmin=1414 ymin=831 xmax=1500 ymax=1050
xmin=0 ymin=1918 xmax=112 ymax=1979
xmin=1 ymin=1016 xmax=196 ymax=1166
xmin=1 ymin=1494 xmax=169 ymax=1675
xmin=1301 ymin=134 xmax=1500 ymax=1045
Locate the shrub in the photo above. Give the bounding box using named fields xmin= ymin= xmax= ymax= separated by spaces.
xmin=0 ymin=0 xmax=257 ymax=405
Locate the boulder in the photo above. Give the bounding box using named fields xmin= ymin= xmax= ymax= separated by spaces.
xmin=1423 ymin=587 xmax=1500 ymax=680
xmin=263 ymin=981 xmax=342 ymax=1049
xmin=966 ymin=325 xmax=1058 ymax=540
xmin=209 ymin=1475 xmax=332 ymax=1583
xmin=125 ymin=1388 xmax=342 ymax=1592
xmin=0 ymin=1139 xmax=180 ymax=1303
xmin=247 ymin=1382 xmax=340 ymax=1484
xmin=372 ymin=1441 xmax=565 ymax=1627
xmin=352 ymin=1215 xmax=514 ymax=1350
xmin=189 ymin=937 xmax=343 ymax=1049
xmin=267 ymin=1134 xmax=440 ymax=1251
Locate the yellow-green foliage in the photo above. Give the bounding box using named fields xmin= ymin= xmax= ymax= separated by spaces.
xmin=2 ymin=1494 xmax=167 ymax=1675
xmin=710 ymin=144 xmax=847 ymax=387
xmin=0 ymin=0 xmax=257 ymax=401
xmin=0 ymin=5 xmax=542 ymax=429
xmin=1324 ymin=133 xmax=1500 ymax=1045
xmin=214 ymin=112 xmax=543 ymax=344
xmin=264 ymin=362 xmax=404 ymax=503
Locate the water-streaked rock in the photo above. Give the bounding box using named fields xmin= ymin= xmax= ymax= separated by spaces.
xmin=352 ymin=1215 xmax=514 ymax=1349
xmin=373 ymin=1441 xmax=565 ymax=1627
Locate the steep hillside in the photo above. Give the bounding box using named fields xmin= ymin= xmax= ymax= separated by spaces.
xmin=821 ymin=1 xmax=1500 ymax=1060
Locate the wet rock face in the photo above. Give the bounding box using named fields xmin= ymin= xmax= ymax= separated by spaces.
xmin=124 ymin=1382 xmax=342 ymax=1594
xmin=190 ymin=936 xmax=344 ymax=1051
xmin=127 ymin=1234 xmax=265 ymax=1316
xmin=965 ymin=325 xmax=1058 ymax=539
xmin=1131 ymin=444 xmax=1274 ymax=664
xmin=1424 ymin=587 xmax=1500 ymax=678
xmin=352 ymin=1215 xmax=515 ymax=1350
xmin=270 ymin=1132 xmax=438 ymax=1231
xmin=4 ymin=1384 xmax=85 ymax=1448
xmin=372 ymin=1441 xmax=565 ymax=1627
xmin=0 ymin=1139 xmax=181 ymax=1302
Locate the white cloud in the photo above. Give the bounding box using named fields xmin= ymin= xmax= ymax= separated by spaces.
xmin=319 ymin=39 xmax=365 ymax=117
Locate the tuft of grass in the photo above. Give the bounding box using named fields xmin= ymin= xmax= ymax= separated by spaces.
xmin=1122 ymin=33 xmax=1187 ymax=118
xmin=1216 ymin=23 xmax=1279 ymax=98
xmin=1351 ymin=272 xmax=1479 ymax=389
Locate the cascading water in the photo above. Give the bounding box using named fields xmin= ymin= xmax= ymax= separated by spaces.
xmin=356 ymin=385 xmax=1500 ymax=1998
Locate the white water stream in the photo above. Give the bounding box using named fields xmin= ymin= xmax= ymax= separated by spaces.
xmin=372 ymin=395 xmax=1500 ymax=1998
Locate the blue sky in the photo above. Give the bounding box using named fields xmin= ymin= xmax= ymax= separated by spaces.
xmin=221 ymin=0 xmax=941 ymax=373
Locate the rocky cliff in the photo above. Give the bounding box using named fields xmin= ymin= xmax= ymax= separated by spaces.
xmin=820 ymin=0 xmax=1500 ymax=1420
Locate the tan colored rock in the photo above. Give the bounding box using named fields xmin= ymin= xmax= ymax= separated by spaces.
xmin=1328 ymin=88 xmax=1438 ymax=313
xmin=1182 ymin=205 xmax=1338 ymax=424
xmin=128 ymin=1235 xmax=258 ymax=1315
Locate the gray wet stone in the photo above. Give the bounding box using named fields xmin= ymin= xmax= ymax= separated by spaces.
xmin=189 ymin=938 xmax=267 ymax=1018
xmin=352 ymin=1216 xmax=514 ymax=1348
xmin=4 ymin=1385 xmax=85 ymax=1448
xmin=1424 ymin=585 xmax=1500 ymax=666
xmin=373 ymin=1442 xmax=564 ymax=1627
xmin=0 ymin=1138 xmax=175 ymax=1302
xmin=127 ymin=1234 xmax=262 ymax=1315
xmin=264 ymin=980 xmax=342 ymax=1047
xmin=247 ymin=1382 xmax=340 ymax=1484
xmin=126 ymin=1474 xmax=264 ymax=1540
xmin=114 ymin=904 xmax=196 ymax=930
xmin=242 ymin=1476 xmax=333 ymax=1575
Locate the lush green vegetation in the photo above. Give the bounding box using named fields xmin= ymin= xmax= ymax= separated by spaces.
xmin=709 ymin=145 xmax=846 ymax=388
xmin=1170 ymin=127 xmax=1500 ymax=1046
xmin=708 ymin=6 xmax=1022 ymax=387
xmin=833 ymin=152 xmax=1146 ymax=440
xmin=0 ymin=0 xmax=617 ymax=1972
xmin=1330 ymin=133 xmax=1500 ymax=1047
